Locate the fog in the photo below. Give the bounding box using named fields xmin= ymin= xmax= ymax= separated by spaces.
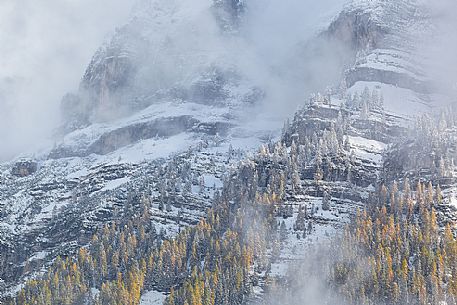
xmin=245 ymin=0 xmax=343 ymax=64
xmin=0 ymin=0 xmax=134 ymax=160
xmin=422 ymin=0 xmax=457 ymax=100
xmin=263 ymin=244 xmax=349 ymax=305
xmin=239 ymin=0 xmax=348 ymax=116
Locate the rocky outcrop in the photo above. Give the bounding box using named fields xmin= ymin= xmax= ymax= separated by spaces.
xmin=169 ymin=67 xmax=263 ymax=106
xmin=212 ymin=0 xmax=245 ymax=32
xmin=89 ymin=116 xmax=198 ymax=155
xmin=11 ymin=160 xmax=38 ymax=177
xmin=59 ymin=1 xmax=255 ymax=133
xmin=322 ymin=1 xmax=433 ymax=94
xmin=60 ymin=20 xmax=150 ymax=128
xmin=49 ymin=115 xmax=232 ymax=159
xmin=346 ymin=66 xmax=430 ymax=94
xmin=326 ymin=7 xmax=385 ymax=51
xmin=88 ymin=116 xmax=232 ymax=155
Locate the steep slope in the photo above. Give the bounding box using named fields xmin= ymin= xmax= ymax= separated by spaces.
xmin=334 ymin=0 xmax=451 ymax=115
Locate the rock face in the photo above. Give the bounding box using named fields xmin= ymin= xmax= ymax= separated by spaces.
xmin=78 ymin=21 xmax=150 ymax=121
xmin=60 ymin=20 xmax=149 ymax=130
xmin=59 ymin=0 xmax=254 ymax=132
xmin=326 ymin=6 xmax=385 ymax=51
xmin=11 ymin=160 xmax=38 ymax=177
xmin=334 ymin=1 xmax=432 ymax=95
xmin=212 ymin=0 xmax=245 ymax=32
xmin=346 ymin=66 xmax=430 ymax=94
xmin=49 ymin=115 xmax=233 ymax=159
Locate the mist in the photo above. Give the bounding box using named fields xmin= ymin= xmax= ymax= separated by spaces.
xmin=422 ymin=0 xmax=457 ymax=101
xmin=238 ymin=0 xmax=348 ymax=117
xmin=261 ymin=242 xmax=352 ymax=305
xmin=117 ymin=0 xmax=350 ymax=119
xmin=0 ymin=0 xmax=134 ymax=161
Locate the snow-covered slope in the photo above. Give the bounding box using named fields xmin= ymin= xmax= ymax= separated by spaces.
xmin=0 ymin=1 xmax=273 ymax=297
xmin=334 ymin=0 xmax=453 ymax=115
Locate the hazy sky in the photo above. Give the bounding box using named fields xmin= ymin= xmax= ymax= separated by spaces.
xmin=0 ymin=0 xmax=134 ymax=160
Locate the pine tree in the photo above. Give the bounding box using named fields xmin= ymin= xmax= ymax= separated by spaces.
xmin=322 ymin=190 xmax=331 ymax=211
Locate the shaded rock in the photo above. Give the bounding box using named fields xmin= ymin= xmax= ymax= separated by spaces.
xmin=213 ymin=0 xmax=245 ymax=32
xmin=11 ymin=160 xmax=38 ymax=177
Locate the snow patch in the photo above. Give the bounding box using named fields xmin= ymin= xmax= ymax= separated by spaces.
xmin=140 ymin=289 xmax=166 ymax=305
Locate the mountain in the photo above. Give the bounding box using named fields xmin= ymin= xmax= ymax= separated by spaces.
xmin=0 ymin=0 xmax=276 ymax=297
xmin=1 ymin=0 xmax=457 ymax=304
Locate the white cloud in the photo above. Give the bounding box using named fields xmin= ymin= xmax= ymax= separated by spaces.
xmin=0 ymin=0 xmax=134 ymax=160
xmin=422 ymin=0 xmax=457 ymax=99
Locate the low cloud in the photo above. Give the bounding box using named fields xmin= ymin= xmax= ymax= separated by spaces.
xmin=421 ymin=0 xmax=457 ymax=100
xmin=239 ymin=0 xmax=348 ymax=116
xmin=0 ymin=0 xmax=134 ymax=160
